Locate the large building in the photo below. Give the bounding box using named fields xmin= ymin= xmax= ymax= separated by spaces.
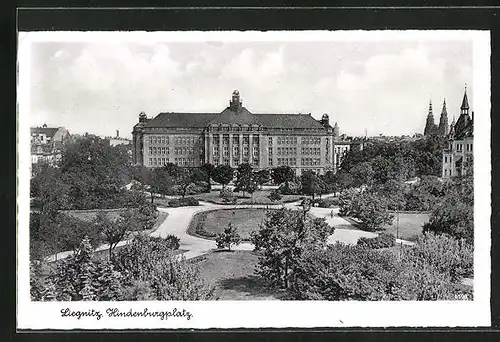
xmin=30 ymin=124 xmax=70 ymax=167
xmin=442 ymin=87 xmax=474 ymax=178
xmin=132 ymin=90 xmax=362 ymax=175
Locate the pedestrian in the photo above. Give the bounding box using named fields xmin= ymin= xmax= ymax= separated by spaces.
xmin=330 ymin=210 xmax=334 ymax=219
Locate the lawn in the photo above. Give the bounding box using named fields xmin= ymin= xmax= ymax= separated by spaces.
xmin=382 ymin=212 xmax=430 ymax=241
xmin=190 ymin=208 xmax=272 ymax=240
xmin=193 ymin=190 xmax=303 ymax=205
xmin=191 ymin=250 xmax=281 ymax=300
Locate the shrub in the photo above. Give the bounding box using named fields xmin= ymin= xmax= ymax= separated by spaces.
xmin=403 ymin=232 xmax=473 ymax=282
xmin=219 ymin=188 xmax=236 ymax=203
xmin=164 ymin=235 xmax=180 ymax=250
xmin=289 ymin=242 xmax=471 ymax=301
xmin=215 ymin=223 xmax=241 ymax=251
xmin=357 ymin=232 xmax=396 ymax=249
xmin=278 ymin=181 xmax=300 ymax=195
xmin=167 ymin=199 xmax=181 ymax=208
xmin=268 ymin=190 xmax=283 ymax=202
xmin=179 ymin=197 xmax=199 ymax=207
xmin=316 ymin=198 xmax=338 ymax=208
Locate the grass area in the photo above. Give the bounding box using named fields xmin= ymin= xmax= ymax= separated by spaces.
xmin=382 ymin=212 xmax=430 ymax=241
xmin=188 ymin=208 xmax=273 ymax=240
xmin=191 ymin=250 xmax=281 ymax=300
xmin=64 ymin=209 xmax=124 ymax=222
xmin=193 ymin=190 xmax=303 ymax=205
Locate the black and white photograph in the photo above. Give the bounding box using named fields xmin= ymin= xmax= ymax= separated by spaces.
xmin=17 ymin=30 xmax=491 ymax=329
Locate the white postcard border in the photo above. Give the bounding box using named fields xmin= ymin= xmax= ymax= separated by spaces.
xmin=17 ymin=30 xmax=491 ymax=329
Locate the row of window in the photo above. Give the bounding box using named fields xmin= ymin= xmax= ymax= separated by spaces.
xmin=148 ymin=136 xmax=170 ymax=145
xmin=301 ymin=137 xmax=321 ymax=145
xmin=301 ymin=158 xmax=321 ymax=166
xmin=301 ymin=147 xmax=321 ymax=155
xmin=149 ymin=157 xmax=169 ymax=166
xmin=455 ymin=142 xmax=473 ymax=152
xmin=276 ymin=136 xmax=298 ymax=145
xmin=148 ymin=135 xmax=201 ymax=146
xmin=277 ymin=158 xmax=297 ymax=166
xmin=148 ymin=146 xmax=169 ymax=155
xmin=277 ymin=147 xmax=298 ymax=156
xmin=212 ymin=135 xmax=260 ymax=145
xmin=334 ymin=146 xmax=350 ymax=154
xmin=209 ymin=125 xmax=262 ymax=132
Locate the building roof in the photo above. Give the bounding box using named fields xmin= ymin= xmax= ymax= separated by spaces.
xmin=145 ymin=112 xmax=218 ymax=128
xmin=461 ymin=88 xmax=470 ymax=110
xmin=209 ymin=107 xmax=263 ymax=126
xmin=31 ymin=127 xmax=59 ymax=137
xmin=453 ymin=114 xmax=473 ymax=140
xmin=254 ymin=113 xmax=325 ymax=129
xmin=145 ymin=110 xmax=326 ymax=130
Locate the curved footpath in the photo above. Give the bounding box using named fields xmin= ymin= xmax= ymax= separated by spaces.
xmin=46 ymin=200 xmax=414 ymax=263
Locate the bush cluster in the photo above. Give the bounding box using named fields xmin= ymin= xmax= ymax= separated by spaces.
xmin=278 ymin=181 xmax=300 ymax=195
xmin=316 ymin=198 xmax=339 ymax=208
xmin=163 ymin=234 xmax=181 ymax=250
xmin=290 ymin=234 xmax=473 ymax=301
xmin=167 ymin=197 xmax=199 ymax=207
xmin=219 ymin=188 xmax=237 ymax=203
xmin=357 ymin=232 xmax=396 ymax=249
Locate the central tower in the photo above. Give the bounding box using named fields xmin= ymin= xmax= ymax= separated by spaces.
xmin=229 ymin=90 xmax=242 ymax=112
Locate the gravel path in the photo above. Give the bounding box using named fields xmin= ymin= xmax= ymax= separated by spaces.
xmin=46 ymin=198 xmax=413 ymax=263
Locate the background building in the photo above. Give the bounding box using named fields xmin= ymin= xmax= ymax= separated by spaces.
xmin=30 ymin=124 xmax=70 ymax=167
xmin=133 ymin=90 xmax=363 ymax=175
xmin=442 ymin=87 xmax=473 ymax=178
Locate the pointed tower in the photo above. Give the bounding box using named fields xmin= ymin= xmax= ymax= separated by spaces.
xmin=454 ymin=85 xmax=472 ymax=135
xmin=460 ymin=85 xmax=470 ymax=116
xmin=333 ymin=122 xmax=340 ymax=139
xmin=437 ymin=98 xmax=449 ymax=136
xmin=424 ymin=100 xmax=437 ymax=136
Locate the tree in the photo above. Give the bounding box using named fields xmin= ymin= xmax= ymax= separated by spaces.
xmin=272 ymin=165 xmax=295 ymax=189
xmin=212 ymin=165 xmax=234 ymax=190
xmin=300 ymin=170 xmax=325 ymax=199
xmin=200 ymin=163 xmax=215 ymax=192
xmin=423 ymin=174 xmax=473 ymax=244
xmin=59 ymin=135 xmax=132 ymax=209
xmin=30 ymin=260 xmax=56 ymax=301
xmin=289 ymin=238 xmax=471 ymax=301
xmin=340 ymin=190 xmax=394 ymax=231
xmin=234 ymin=163 xmax=257 ymax=197
xmin=335 ymin=171 xmax=354 ymax=193
xmin=94 ymin=210 xmax=140 ymax=260
xmin=405 ymin=175 xmax=444 ymax=211
xmin=349 ymin=161 xmax=375 ymax=187
xmin=113 ymin=234 xmax=215 ymax=300
xmin=268 ymin=190 xmax=282 ymax=203
xmin=372 ymin=179 xmax=408 ymax=211
xmin=215 ymin=223 xmax=241 ymax=251
xmin=251 ymin=208 xmax=333 ymax=289
xmin=254 ymin=169 xmax=270 ymax=189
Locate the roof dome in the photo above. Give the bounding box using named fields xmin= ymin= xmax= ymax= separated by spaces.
xmin=322 ymin=113 xmax=329 ymax=120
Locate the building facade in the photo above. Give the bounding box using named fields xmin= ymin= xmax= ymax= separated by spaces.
xmin=133 ymin=90 xmax=362 ymax=175
xmin=30 ymin=124 xmax=70 ymax=167
xmin=442 ymin=87 xmax=473 ymax=178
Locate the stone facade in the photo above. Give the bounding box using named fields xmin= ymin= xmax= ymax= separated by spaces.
xmin=442 ymin=87 xmax=474 ymax=178
xmin=132 ymin=90 xmax=363 ymax=175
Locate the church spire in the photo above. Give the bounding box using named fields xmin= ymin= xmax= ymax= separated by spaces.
xmin=460 ymin=84 xmax=470 ymax=115
xmin=424 ymin=99 xmax=437 ymax=136
xmin=438 ymin=98 xmax=449 ymax=136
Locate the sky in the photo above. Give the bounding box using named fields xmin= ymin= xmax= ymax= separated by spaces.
xmin=26 ymin=34 xmax=473 ymax=138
